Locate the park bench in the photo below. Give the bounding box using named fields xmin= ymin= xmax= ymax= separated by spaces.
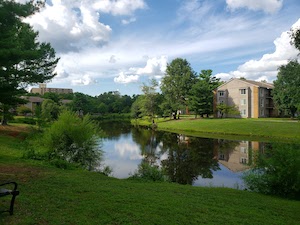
xmin=0 ymin=182 xmax=19 ymax=215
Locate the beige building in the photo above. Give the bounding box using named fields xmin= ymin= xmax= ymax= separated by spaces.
xmin=30 ymin=83 xmax=73 ymax=95
xmin=214 ymin=78 xmax=277 ymax=118
xmin=21 ymin=96 xmax=72 ymax=113
xmin=21 ymin=96 xmax=44 ymax=112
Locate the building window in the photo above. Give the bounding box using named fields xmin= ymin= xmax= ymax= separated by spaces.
xmin=240 ymin=99 xmax=246 ymax=105
xmin=240 ymin=157 xmax=247 ymax=164
xmin=260 ymin=98 xmax=264 ymax=107
xmin=219 ymin=91 xmax=224 ymax=97
xmin=240 ymin=147 xmax=247 ymax=154
xmin=240 ymin=109 xmax=246 ymax=116
xmin=219 ymin=154 xmax=225 ymax=160
xmin=260 ymin=88 xmax=264 ymax=96
xmin=240 ymin=89 xmax=246 ymax=94
xmin=260 ymin=109 xmax=264 ymax=116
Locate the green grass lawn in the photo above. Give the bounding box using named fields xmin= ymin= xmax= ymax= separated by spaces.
xmin=0 ymin=125 xmax=300 ymax=224
xmin=136 ymin=117 xmax=300 ymax=143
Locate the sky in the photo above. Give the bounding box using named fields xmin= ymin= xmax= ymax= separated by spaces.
xmin=18 ymin=0 xmax=300 ymax=96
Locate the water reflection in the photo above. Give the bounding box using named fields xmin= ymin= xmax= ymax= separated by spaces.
xmin=100 ymin=122 xmax=263 ymax=188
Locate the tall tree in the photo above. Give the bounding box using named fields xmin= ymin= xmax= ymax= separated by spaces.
xmin=188 ymin=70 xmax=221 ymax=117
xmin=160 ymin=58 xmax=196 ymax=115
xmin=0 ymin=0 xmax=59 ymax=124
xmin=141 ymin=78 xmax=159 ymax=121
xmin=273 ymin=60 xmax=300 ymax=117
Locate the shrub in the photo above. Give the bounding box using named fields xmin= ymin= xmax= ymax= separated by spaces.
xmin=39 ymin=110 xmax=103 ymax=171
xmin=130 ymin=162 xmax=167 ymax=182
xmin=243 ymin=143 xmax=300 ymax=200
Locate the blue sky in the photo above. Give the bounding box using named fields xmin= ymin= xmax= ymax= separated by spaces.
xmin=21 ymin=0 xmax=300 ymax=96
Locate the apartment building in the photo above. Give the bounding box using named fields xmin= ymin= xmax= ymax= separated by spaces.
xmin=214 ymin=78 xmax=277 ymax=118
xmin=30 ymin=83 xmax=73 ymax=95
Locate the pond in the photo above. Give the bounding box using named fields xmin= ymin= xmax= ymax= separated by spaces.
xmin=99 ymin=122 xmax=265 ymax=189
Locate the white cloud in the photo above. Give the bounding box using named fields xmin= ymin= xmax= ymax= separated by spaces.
xmin=215 ymin=19 xmax=300 ymax=82
xmin=226 ymin=0 xmax=283 ymax=14
xmin=114 ymin=72 xmax=139 ymax=84
xmin=93 ymin=0 xmax=147 ymax=16
xmin=121 ymin=17 xmax=137 ymax=25
xmin=109 ymin=55 xmax=117 ymax=63
xmin=24 ymin=0 xmax=112 ymax=52
xmin=71 ymin=74 xmax=97 ymax=86
xmin=113 ymin=56 xmax=167 ymax=84
xmin=136 ymin=56 xmax=167 ymax=77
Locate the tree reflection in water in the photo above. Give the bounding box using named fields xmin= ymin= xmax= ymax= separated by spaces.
xmin=160 ymin=133 xmax=220 ymax=185
xmin=100 ymin=122 xmax=252 ymax=187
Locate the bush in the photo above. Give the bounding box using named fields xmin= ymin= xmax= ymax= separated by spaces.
xmin=38 ymin=110 xmax=103 ymax=171
xmin=130 ymin=162 xmax=167 ymax=182
xmin=243 ymin=143 xmax=300 ymax=200
xmin=11 ymin=116 xmax=36 ymax=125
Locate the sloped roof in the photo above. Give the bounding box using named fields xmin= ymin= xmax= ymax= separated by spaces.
xmin=217 ymin=78 xmax=274 ymax=89
xmin=21 ymin=96 xmax=44 ymax=103
xmin=242 ymin=79 xmax=274 ymax=88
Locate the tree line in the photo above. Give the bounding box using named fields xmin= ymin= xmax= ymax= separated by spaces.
xmin=1 ymin=0 xmax=300 ymax=125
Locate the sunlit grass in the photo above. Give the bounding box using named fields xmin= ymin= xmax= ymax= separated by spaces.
xmin=133 ymin=116 xmax=300 ymax=142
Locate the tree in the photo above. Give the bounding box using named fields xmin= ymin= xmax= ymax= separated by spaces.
xmin=41 ymin=99 xmax=60 ymax=122
xmin=273 ymin=60 xmax=300 ymax=117
xmin=290 ymin=27 xmax=300 ymax=51
xmin=16 ymin=105 xmax=32 ymax=116
xmin=141 ymin=78 xmax=159 ymax=121
xmin=0 ymin=0 xmax=59 ymax=125
xmin=188 ymin=70 xmax=221 ymax=117
xmin=216 ymin=103 xmax=240 ymax=118
xmin=189 ymin=80 xmax=211 ymax=117
xmin=160 ymin=58 xmax=196 ymax=116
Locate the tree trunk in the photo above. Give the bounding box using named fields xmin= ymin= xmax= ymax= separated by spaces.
xmin=1 ymin=105 xmax=9 ymax=125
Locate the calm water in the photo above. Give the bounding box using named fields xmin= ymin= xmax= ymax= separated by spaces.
xmin=99 ymin=122 xmax=264 ymax=189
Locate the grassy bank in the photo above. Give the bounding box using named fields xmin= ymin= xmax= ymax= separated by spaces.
xmin=133 ymin=117 xmax=300 ymax=143
xmin=0 ymin=125 xmax=300 ymax=224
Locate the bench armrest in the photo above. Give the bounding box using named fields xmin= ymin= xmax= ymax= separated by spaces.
xmin=0 ymin=182 xmax=18 ymax=191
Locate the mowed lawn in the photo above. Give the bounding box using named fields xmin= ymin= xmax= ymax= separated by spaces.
xmin=154 ymin=118 xmax=300 ymax=142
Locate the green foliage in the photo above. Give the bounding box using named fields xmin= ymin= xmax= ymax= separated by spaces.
xmin=216 ymin=103 xmax=240 ymax=118
xmin=0 ymin=0 xmax=59 ymax=123
xmin=273 ymin=60 xmax=300 ymax=117
xmin=16 ymin=105 xmax=32 ymax=116
xmin=141 ymin=78 xmax=159 ymax=119
xmin=161 ymin=58 xmax=196 ymax=111
xmin=131 ymin=95 xmax=144 ymax=119
xmin=41 ymin=99 xmax=60 ymax=122
xmin=38 ymin=110 xmax=103 ymax=170
xmin=290 ymin=27 xmax=300 ymax=51
xmin=189 ymin=80 xmax=212 ymax=117
xmin=11 ymin=116 xmax=36 ymax=125
xmin=130 ymin=162 xmax=167 ymax=182
xmin=43 ymin=92 xmax=61 ymax=103
xmin=243 ymin=143 xmax=300 ymax=199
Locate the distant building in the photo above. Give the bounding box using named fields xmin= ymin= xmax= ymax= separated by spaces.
xmin=21 ymin=96 xmax=44 ymax=112
xmin=214 ymin=78 xmax=278 ymax=118
xmin=21 ymin=96 xmax=72 ymax=113
xmin=30 ymin=83 xmax=73 ymax=95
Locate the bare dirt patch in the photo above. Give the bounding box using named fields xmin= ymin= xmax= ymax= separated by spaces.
xmin=0 ymin=164 xmax=45 ymax=183
xmin=0 ymin=125 xmax=30 ymax=139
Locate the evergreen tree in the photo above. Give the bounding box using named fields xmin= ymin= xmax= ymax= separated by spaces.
xmin=0 ymin=0 xmax=59 ymax=124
